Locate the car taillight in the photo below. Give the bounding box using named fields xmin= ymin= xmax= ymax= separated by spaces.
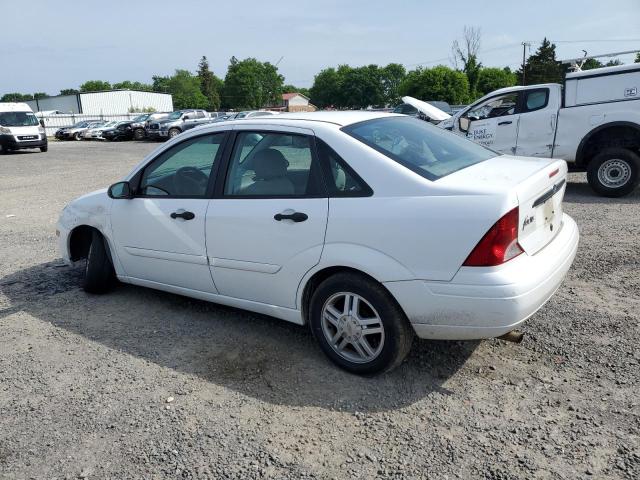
xmin=463 ymin=207 xmax=523 ymax=267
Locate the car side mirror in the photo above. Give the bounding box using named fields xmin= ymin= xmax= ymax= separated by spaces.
xmin=183 ymin=115 xmax=191 ymax=120
xmin=458 ymin=117 xmax=470 ymax=133
xmin=108 ymin=181 xmax=133 ymax=199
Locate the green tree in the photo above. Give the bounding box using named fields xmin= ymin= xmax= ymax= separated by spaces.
xmin=340 ymin=65 xmax=385 ymax=109
xmin=399 ymin=65 xmax=470 ymax=104
xmin=282 ymin=85 xmax=310 ymax=98
xmin=636 ymin=53 xmax=640 ymax=63
xmin=113 ymin=80 xmax=153 ymax=91
xmin=165 ymin=70 xmax=208 ymax=109
xmin=0 ymin=92 xmax=34 ymax=102
xmin=152 ymin=75 xmax=171 ymax=93
xmin=80 ymin=80 xmax=112 ymax=92
xmin=476 ymin=67 xmax=517 ymax=97
xmin=582 ymin=58 xmax=604 ymax=70
xmin=605 ymin=59 xmax=622 ymax=67
xmin=309 ymin=67 xmax=342 ymax=108
xmin=197 ymin=56 xmax=221 ymax=111
xmin=222 ymin=57 xmax=284 ymax=110
xmin=380 ymin=63 xmax=406 ymax=105
xmin=518 ymin=38 xmax=563 ymax=85
xmin=452 ymin=26 xmax=482 ymax=97
xmin=33 ymin=92 xmax=48 ymax=99
xmin=59 ymin=88 xmax=79 ymax=95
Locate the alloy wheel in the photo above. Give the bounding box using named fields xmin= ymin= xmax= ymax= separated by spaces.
xmin=321 ymin=292 xmax=385 ymax=364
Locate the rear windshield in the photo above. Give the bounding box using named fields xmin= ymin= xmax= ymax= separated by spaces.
xmin=0 ymin=111 xmax=39 ymax=127
xmin=342 ymin=116 xmax=496 ymax=180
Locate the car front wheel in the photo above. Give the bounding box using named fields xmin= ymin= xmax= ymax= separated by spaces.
xmin=168 ymin=128 xmax=181 ymax=139
xmin=133 ymin=128 xmax=145 ymax=140
xmin=309 ymin=272 xmax=414 ymax=374
xmin=83 ymin=231 xmax=116 ymax=293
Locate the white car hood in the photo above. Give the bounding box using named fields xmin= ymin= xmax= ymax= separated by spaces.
xmin=401 ymin=96 xmax=451 ymax=121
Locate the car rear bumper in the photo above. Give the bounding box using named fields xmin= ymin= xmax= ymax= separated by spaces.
xmin=0 ymin=134 xmax=47 ymax=150
xmin=384 ymin=213 xmax=579 ymax=340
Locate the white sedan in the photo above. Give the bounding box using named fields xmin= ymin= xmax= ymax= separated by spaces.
xmin=57 ymin=112 xmax=579 ymax=374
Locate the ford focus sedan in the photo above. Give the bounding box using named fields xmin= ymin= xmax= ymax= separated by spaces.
xmin=57 ymin=112 xmax=579 ymax=374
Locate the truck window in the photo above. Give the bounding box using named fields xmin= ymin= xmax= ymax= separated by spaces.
xmin=466 ymin=93 xmax=518 ymax=120
xmin=523 ymin=89 xmax=549 ymax=113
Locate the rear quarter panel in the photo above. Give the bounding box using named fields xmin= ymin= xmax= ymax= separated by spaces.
xmin=554 ymin=102 xmax=640 ymax=162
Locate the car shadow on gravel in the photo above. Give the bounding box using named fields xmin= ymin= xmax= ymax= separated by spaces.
xmin=564 ymin=179 xmax=640 ymax=204
xmin=0 ymin=261 xmax=478 ymax=413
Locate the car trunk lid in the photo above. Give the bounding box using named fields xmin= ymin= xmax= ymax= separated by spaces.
xmin=438 ymin=155 xmax=567 ymax=256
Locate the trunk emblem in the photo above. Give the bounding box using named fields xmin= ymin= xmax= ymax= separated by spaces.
xmin=523 ymin=215 xmax=535 ymax=229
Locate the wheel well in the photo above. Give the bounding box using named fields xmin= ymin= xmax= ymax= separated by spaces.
xmin=68 ymin=225 xmax=99 ymax=261
xmin=578 ymin=124 xmax=640 ymax=167
xmin=300 ymin=266 xmax=386 ymax=325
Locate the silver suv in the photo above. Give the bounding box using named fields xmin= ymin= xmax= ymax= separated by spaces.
xmin=146 ymin=109 xmax=209 ymax=140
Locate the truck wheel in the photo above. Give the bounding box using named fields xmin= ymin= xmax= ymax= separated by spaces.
xmin=133 ymin=128 xmax=145 ymax=140
xmin=587 ymin=148 xmax=640 ymax=197
xmin=168 ymin=128 xmax=181 ymax=139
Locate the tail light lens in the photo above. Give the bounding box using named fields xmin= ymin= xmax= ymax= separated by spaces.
xmin=463 ymin=207 xmax=523 ymax=267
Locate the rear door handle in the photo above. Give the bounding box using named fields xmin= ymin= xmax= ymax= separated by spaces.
xmin=170 ymin=210 xmax=195 ymax=220
xmin=274 ymin=212 xmax=308 ymax=222
xmin=498 ymin=121 xmax=513 ymax=126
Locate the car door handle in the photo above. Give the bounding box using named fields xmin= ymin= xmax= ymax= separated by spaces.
xmin=498 ymin=121 xmax=513 ymax=126
xmin=274 ymin=212 xmax=308 ymax=222
xmin=170 ymin=210 xmax=195 ymax=220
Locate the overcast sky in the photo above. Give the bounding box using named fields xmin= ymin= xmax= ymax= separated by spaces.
xmin=2 ymin=0 xmax=639 ymax=95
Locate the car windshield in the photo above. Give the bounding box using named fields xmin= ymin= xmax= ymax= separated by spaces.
xmin=167 ymin=111 xmax=184 ymax=120
xmin=342 ymin=116 xmax=496 ymax=181
xmin=0 ymin=111 xmax=39 ymax=127
xmin=132 ymin=114 xmax=148 ymax=122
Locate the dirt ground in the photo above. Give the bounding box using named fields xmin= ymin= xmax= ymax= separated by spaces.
xmin=0 ymin=141 xmax=638 ymax=480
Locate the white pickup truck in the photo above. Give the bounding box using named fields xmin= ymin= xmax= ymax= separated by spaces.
xmin=439 ymin=63 xmax=640 ymax=197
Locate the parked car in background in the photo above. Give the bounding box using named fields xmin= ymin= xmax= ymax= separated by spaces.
xmin=102 ymin=121 xmax=135 ymax=142
xmin=57 ymin=112 xmax=578 ymax=374
xmin=0 ymin=102 xmax=48 ymax=153
xmin=439 ymin=63 xmax=640 ymax=197
xmin=393 ymin=97 xmax=452 ymax=124
xmin=235 ymin=110 xmax=279 ymax=119
xmin=82 ymin=121 xmax=119 ymax=140
xmin=146 ymin=109 xmax=209 ymax=140
xmin=129 ymin=113 xmax=152 ymax=140
xmin=55 ymin=120 xmax=104 ymax=141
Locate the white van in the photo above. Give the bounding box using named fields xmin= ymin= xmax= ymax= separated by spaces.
xmin=0 ymin=103 xmax=48 ymax=154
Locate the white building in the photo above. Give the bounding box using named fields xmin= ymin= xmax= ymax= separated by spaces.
xmin=280 ymin=93 xmax=315 ymax=112
xmin=26 ymin=90 xmax=173 ymax=115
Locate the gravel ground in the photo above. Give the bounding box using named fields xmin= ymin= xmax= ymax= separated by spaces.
xmin=0 ymin=141 xmax=638 ymax=480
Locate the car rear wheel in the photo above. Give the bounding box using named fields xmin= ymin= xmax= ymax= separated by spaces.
xmin=587 ymin=148 xmax=639 ymax=197
xmin=133 ymin=128 xmax=145 ymax=140
xmin=309 ymin=272 xmax=414 ymax=374
xmin=83 ymin=231 xmax=116 ymax=294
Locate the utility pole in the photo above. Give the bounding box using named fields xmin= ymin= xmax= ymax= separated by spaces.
xmin=521 ymin=42 xmax=530 ymax=86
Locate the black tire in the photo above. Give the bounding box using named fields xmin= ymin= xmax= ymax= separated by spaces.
xmin=40 ymin=145 xmax=48 ymax=152
xmin=309 ymin=272 xmax=414 ymax=375
xmin=83 ymin=231 xmax=116 ymax=294
xmin=586 ymin=148 xmax=639 ymax=197
xmin=133 ymin=128 xmax=145 ymax=140
xmin=168 ymin=128 xmax=181 ymax=139
xmin=73 ymin=132 xmax=82 ymax=141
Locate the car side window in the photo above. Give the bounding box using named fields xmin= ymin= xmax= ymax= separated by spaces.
xmin=522 ymin=89 xmax=549 ymax=113
xmin=138 ymin=133 xmax=225 ymax=197
xmin=316 ymin=139 xmax=372 ymax=197
xmin=224 ymin=131 xmax=322 ymax=197
xmin=466 ymin=92 xmax=519 ymax=120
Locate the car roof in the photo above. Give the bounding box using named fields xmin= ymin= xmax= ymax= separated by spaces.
xmin=235 ymin=110 xmax=403 ymax=127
